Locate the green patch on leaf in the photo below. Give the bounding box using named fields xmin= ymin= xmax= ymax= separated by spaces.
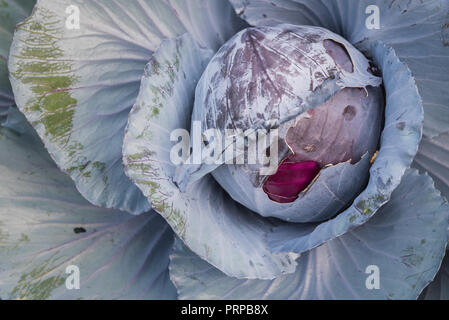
xmin=10 ymin=254 xmax=66 ymax=300
xmin=401 ymin=246 xmax=425 ymax=268
xmin=19 ymin=233 xmax=30 ymax=244
xmin=0 ymin=226 xmax=9 ymax=245
xmin=11 ymin=7 xmax=78 ymax=147
xmin=356 ymin=193 xmax=388 ymax=215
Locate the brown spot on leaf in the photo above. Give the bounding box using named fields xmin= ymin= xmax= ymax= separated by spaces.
xmin=370 ymin=150 xmax=379 ymax=164
xmin=303 ymin=144 xmax=317 ymax=152
xmin=343 ymin=105 xmax=357 ymax=121
xmin=396 ymin=121 xmax=406 ymax=131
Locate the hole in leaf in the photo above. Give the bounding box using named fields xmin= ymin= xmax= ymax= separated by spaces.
xmin=73 ymin=227 xmax=87 ymax=234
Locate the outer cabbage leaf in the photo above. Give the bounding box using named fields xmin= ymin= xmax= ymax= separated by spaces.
xmin=413 ymin=133 xmax=449 ymax=202
xmin=170 ymin=168 xmax=449 ymax=300
xmin=8 ymin=0 xmax=245 ymax=214
xmin=0 ymin=0 xmax=35 ymax=117
xmin=419 ymin=253 xmax=449 ymax=300
xmin=267 ymin=41 xmax=423 ymax=254
xmin=123 ymin=33 xmax=298 ymax=280
xmin=0 ymin=108 xmax=176 ymax=300
xmin=229 ymin=0 xmax=449 ymax=201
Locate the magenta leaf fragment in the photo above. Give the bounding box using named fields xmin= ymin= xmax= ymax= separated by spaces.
xmin=263 ymin=158 xmax=321 ymax=203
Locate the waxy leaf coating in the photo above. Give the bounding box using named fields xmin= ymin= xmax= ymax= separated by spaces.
xmin=194 ymin=24 xmax=382 ymax=220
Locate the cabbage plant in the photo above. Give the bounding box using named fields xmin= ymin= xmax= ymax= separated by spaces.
xmin=0 ymin=0 xmax=449 ymax=300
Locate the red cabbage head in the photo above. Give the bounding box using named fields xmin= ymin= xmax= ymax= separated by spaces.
xmin=192 ymin=24 xmax=384 ymax=222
